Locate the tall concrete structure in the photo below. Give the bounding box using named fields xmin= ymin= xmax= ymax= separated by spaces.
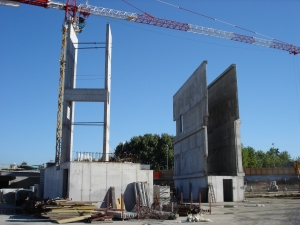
xmin=173 ymin=61 xmax=244 ymax=202
xmin=61 ymin=23 xmax=111 ymax=163
xmin=44 ymin=24 xmax=153 ymax=206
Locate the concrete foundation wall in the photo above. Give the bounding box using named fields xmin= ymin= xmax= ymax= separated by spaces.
xmin=174 ymin=176 xmax=208 ymax=201
xmin=208 ymin=176 xmax=244 ymax=202
xmin=44 ymin=162 xmax=153 ymax=211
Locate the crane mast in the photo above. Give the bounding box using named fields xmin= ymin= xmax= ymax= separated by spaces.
xmin=1 ymin=0 xmax=300 ymax=164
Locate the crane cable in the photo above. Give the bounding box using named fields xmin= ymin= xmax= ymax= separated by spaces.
xmin=157 ymin=0 xmax=286 ymax=43
xmin=122 ymin=0 xmax=154 ymax=18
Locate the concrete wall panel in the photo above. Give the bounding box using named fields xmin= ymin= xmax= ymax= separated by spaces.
xmin=90 ymin=163 xmax=104 ymax=201
xmin=207 ymin=175 xmax=244 ymax=202
xmin=173 ymin=61 xmax=209 ymax=194
xmin=207 ymin=64 xmax=243 ymax=176
xmin=44 ymin=165 xmax=64 ymax=198
xmin=46 ymin=162 xmax=153 ymax=209
xmin=69 ymin=162 xmax=83 ymax=200
xmin=81 ymin=163 xmax=92 ymax=201
xmin=173 ymin=62 xmax=244 ymax=202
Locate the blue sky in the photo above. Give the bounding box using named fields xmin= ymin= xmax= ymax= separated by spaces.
xmin=0 ymin=0 xmax=299 ymax=166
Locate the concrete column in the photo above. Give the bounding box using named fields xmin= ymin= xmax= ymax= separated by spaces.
xmin=102 ymin=23 xmax=112 ymax=161
xmin=61 ymin=23 xmax=78 ymax=163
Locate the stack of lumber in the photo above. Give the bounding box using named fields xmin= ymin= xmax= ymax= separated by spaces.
xmin=40 ymin=199 xmax=111 ymax=224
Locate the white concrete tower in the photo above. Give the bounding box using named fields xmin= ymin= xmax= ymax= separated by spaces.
xmin=60 ymin=23 xmax=112 ymax=163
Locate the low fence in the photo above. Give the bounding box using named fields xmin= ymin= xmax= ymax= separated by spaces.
xmin=244 ymin=167 xmax=295 ymax=176
xmin=72 ymin=152 xmax=140 ymax=163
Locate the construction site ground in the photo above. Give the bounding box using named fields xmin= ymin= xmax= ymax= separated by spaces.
xmin=0 ymin=192 xmax=299 ymax=225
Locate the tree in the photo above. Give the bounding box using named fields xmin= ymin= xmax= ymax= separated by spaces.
xmin=294 ymin=156 xmax=300 ymax=163
xmin=114 ymin=133 xmax=174 ymax=170
xmin=242 ymin=146 xmax=249 ymax=168
xmin=278 ymin=150 xmax=292 ymax=167
xmin=255 ymin=150 xmax=265 ymax=168
xmin=242 ymin=146 xmax=257 ymax=168
xmin=242 ymin=145 xmax=293 ymax=168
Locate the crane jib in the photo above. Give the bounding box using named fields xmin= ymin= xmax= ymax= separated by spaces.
xmin=134 ymin=14 xmax=189 ymax=31
xmin=3 ymin=0 xmax=299 ymax=55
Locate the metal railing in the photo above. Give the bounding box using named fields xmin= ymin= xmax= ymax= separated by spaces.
xmin=73 ymin=152 xmax=140 ymax=163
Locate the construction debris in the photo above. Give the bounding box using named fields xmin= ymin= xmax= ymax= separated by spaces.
xmin=41 ymin=199 xmax=106 ymax=224
xmin=186 ymin=213 xmax=212 ymax=222
xmin=133 ymin=205 xmax=174 ymax=220
xmin=22 ymin=198 xmax=109 ymax=224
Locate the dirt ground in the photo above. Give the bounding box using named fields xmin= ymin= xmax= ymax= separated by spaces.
xmin=0 ymin=196 xmax=299 ymax=225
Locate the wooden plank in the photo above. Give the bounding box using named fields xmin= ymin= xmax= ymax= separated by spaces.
xmin=56 ymin=215 xmax=91 ymax=224
xmin=70 ymin=206 xmax=96 ymax=210
xmin=51 ymin=209 xmax=94 ymax=213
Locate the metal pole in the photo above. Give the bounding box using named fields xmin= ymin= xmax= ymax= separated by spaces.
xmin=209 ymin=193 xmax=212 ymax=214
xmin=199 ymin=193 xmax=201 ymax=212
xmin=272 ymin=143 xmax=275 ymax=167
xmin=166 ymin=145 xmax=168 ymax=170
xmin=137 ymin=194 xmax=140 ymax=220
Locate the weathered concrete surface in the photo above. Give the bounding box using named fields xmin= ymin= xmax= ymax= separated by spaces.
xmin=207 ymin=64 xmax=243 ymax=176
xmin=1 ymin=197 xmax=299 ymax=225
xmin=173 ymin=61 xmax=209 ymax=201
xmin=173 ymin=62 xmax=244 ymax=203
xmin=44 ymin=162 xmax=153 ymax=211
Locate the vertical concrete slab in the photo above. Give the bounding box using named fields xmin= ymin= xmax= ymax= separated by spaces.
xmin=61 ymin=23 xmax=78 ymax=163
xmin=173 ymin=61 xmax=209 ymax=200
xmin=173 ymin=61 xmax=209 ymax=177
xmin=173 ymin=62 xmax=244 ymax=202
xmin=103 ymin=24 xmax=112 ymax=161
xmin=207 ymin=64 xmax=243 ymax=176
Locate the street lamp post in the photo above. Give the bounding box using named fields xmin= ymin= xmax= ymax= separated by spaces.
xmin=166 ymin=145 xmax=168 ymax=170
xmin=272 ymin=143 xmax=275 ymax=168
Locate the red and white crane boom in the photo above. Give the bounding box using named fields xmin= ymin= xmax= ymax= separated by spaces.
xmin=3 ymin=0 xmax=300 ymax=54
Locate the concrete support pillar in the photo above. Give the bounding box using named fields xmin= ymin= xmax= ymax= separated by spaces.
xmin=60 ymin=24 xmax=112 ymax=163
xmin=102 ymin=23 xmax=112 ymax=161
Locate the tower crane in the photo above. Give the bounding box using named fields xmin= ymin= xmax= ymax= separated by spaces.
xmin=1 ymin=0 xmax=300 ymax=164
